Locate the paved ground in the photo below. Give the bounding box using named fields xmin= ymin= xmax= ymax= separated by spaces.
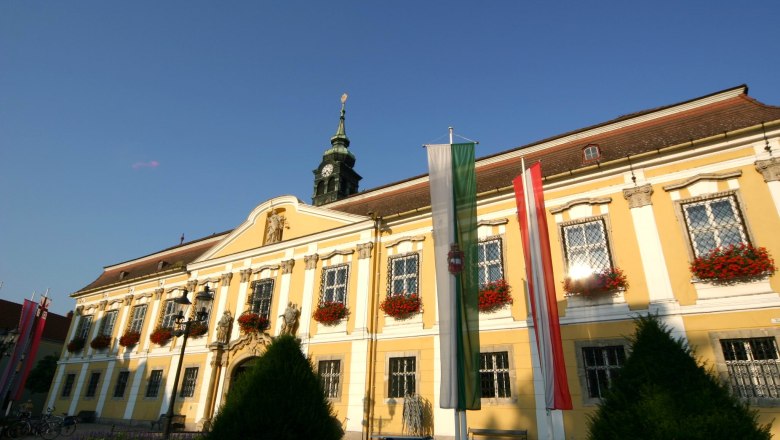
xmin=14 ymin=422 xmax=202 ymax=439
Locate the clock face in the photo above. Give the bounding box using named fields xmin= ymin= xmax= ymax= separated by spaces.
xmin=321 ymin=164 xmax=334 ymax=177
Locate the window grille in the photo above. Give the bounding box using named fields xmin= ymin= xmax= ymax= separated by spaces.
xmin=100 ymin=310 xmax=118 ymax=337
xmin=249 ymin=279 xmax=275 ymax=318
xmin=480 ymin=351 xmax=511 ymax=398
xmin=161 ymin=300 xmax=178 ymax=329
xmin=389 ymin=356 xmax=416 ymax=398
xmin=113 ymin=371 xmax=130 ymax=398
xmin=146 ymin=370 xmax=163 ymax=398
xmin=85 ymin=372 xmax=101 ymax=398
xmin=129 ymin=305 xmax=147 ymax=334
xmin=61 ymin=374 xmax=76 ymax=397
xmin=387 ymin=254 xmax=419 ymax=296
xmin=562 ymin=218 xmax=612 ymax=276
xmin=477 ymin=238 xmax=504 ymax=287
xmin=681 ymin=194 xmax=748 ymax=257
xmin=180 ymin=367 xmax=199 ymax=398
xmin=320 ymin=265 xmax=349 ymax=305
xmin=582 ymin=345 xmax=625 ymax=398
xmin=76 ymin=316 xmax=93 ymax=340
xmin=318 ymin=360 xmax=341 ymax=399
xmin=721 ymin=337 xmax=780 ymax=399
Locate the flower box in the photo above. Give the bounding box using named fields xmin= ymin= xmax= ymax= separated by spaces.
xmin=380 ymin=293 xmax=422 ymax=320
xmin=149 ymin=327 xmax=173 ymax=346
xmin=188 ymin=321 xmax=209 ymax=338
xmin=119 ymin=331 xmax=141 ymax=348
xmin=564 ymin=267 xmax=628 ymax=299
xmin=89 ymin=334 xmax=112 ymax=351
xmin=313 ymin=301 xmax=349 ymax=326
xmin=690 ymin=243 xmax=777 ymax=283
xmin=67 ymin=338 xmax=85 ymax=353
xmin=478 ymin=279 xmax=513 ymax=313
xmin=238 ymin=312 xmax=269 ymax=333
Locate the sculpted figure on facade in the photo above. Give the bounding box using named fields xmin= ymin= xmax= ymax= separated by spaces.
xmin=265 ymin=209 xmax=287 ymax=244
xmin=217 ymin=311 xmax=233 ymax=344
xmin=279 ymin=302 xmax=300 ymax=335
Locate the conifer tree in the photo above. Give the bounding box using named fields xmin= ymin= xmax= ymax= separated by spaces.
xmin=588 ymin=315 xmax=771 ymax=440
xmin=208 ymin=335 xmax=343 ymax=440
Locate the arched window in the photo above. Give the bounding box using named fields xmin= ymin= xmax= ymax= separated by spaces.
xmin=583 ymin=144 xmax=601 ymax=162
xmin=317 ymin=181 xmax=325 ymax=195
xmin=327 ymin=178 xmax=337 ymax=192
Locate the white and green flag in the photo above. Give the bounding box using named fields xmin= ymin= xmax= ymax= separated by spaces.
xmin=427 ymin=142 xmax=481 ymax=411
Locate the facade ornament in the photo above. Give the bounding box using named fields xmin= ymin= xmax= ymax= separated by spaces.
xmin=154 ymin=288 xmax=164 ymax=299
xmin=304 ymin=254 xmax=319 ymax=270
xmin=186 ymin=279 xmax=198 ymax=292
xmin=755 ymin=157 xmax=780 ymax=182
xmin=239 ymin=269 xmax=253 ymax=283
xmin=357 ymin=242 xmax=374 ymax=259
xmin=264 ymin=209 xmax=288 ymax=245
xmin=75 ymin=305 xmax=84 ymax=316
xmin=124 ymin=294 xmax=134 ymax=306
xmin=220 ymin=272 xmax=234 ymax=287
xmin=98 ymin=300 xmax=108 ymax=311
xmin=622 ymin=184 xmax=654 ymax=209
xmin=279 ymin=302 xmax=300 ymax=335
xmin=280 ymin=259 xmax=295 ymax=274
xmin=217 ymin=311 xmax=233 ymax=344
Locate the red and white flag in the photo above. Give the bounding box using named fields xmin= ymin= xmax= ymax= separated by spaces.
xmin=513 ymin=162 xmax=572 ymax=410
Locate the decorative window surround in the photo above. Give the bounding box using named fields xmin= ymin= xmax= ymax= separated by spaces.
xmin=384 ymin=235 xmax=425 ymax=249
xmin=383 ymin=313 xmax=423 ymax=334
xmin=574 ymin=339 xmax=629 ymax=406
xmin=564 ymin=291 xmax=630 ymax=321
xmin=316 ymin=320 xmax=348 ymax=336
xmin=320 ymin=249 xmax=355 ymax=261
xmin=662 ymin=171 xmax=743 ymax=192
xmin=549 ymin=197 xmax=612 ymax=215
xmin=692 ymin=278 xmax=776 ymax=303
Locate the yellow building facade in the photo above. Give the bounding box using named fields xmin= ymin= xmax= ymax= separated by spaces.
xmin=49 ymin=85 xmax=780 ymax=439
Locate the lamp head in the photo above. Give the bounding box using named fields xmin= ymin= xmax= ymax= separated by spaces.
xmin=195 ymin=285 xmax=213 ymax=302
xmin=174 ymin=289 xmax=192 ymax=305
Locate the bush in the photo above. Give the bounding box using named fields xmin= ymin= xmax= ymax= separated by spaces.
xmin=587 ymin=315 xmax=771 ymax=440
xmin=207 ymin=335 xmax=342 ymax=440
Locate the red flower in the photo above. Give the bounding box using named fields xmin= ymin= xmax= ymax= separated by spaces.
xmin=237 ymin=312 xmax=269 ymax=333
xmin=149 ymin=327 xmax=173 ymax=345
xmin=380 ymin=293 xmax=422 ymax=319
xmin=67 ymin=338 xmax=85 ymax=353
xmin=89 ymin=334 xmax=112 ymax=350
xmin=478 ymin=279 xmax=513 ymax=312
xmin=690 ymin=243 xmax=777 ymax=282
xmin=563 ymin=268 xmax=628 ymax=298
xmin=313 ymin=301 xmax=349 ymax=326
xmin=119 ymin=331 xmax=141 ymax=347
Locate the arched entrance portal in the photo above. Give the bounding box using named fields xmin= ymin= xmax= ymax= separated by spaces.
xmin=230 ymin=356 xmax=259 ymax=388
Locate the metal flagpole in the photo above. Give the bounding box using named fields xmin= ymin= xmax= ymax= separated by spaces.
xmin=449 ymin=126 xmax=462 ymax=440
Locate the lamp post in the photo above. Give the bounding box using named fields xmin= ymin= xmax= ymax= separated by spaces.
xmin=163 ymin=286 xmax=212 ymax=439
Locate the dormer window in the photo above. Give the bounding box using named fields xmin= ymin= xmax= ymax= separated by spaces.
xmin=118 ymin=271 xmax=130 ymax=281
xmin=583 ymin=144 xmax=601 ymax=162
xmin=157 ymin=261 xmax=168 ymax=271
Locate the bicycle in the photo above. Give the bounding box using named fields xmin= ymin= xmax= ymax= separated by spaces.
xmin=44 ymin=407 xmax=77 ymax=437
xmin=6 ymin=409 xmax=60 ymax=439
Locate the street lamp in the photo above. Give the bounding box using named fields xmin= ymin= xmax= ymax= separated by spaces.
xmin=0 ymin=328 xmax=19 ymax=357
xmin=163 ymin=287 xmax=212 ymax=439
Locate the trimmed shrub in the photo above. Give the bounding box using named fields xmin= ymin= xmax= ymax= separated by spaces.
xmin=587 ymin=315 xmax=771 ymax=440
xmin=207 ymin=335 xmax=343 ymax=440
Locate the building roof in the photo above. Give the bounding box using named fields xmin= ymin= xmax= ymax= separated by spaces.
xmin=0 ymin=299 xmax=72 ymax=342
xmin=329 ymin=86 xmax=780 ymax=217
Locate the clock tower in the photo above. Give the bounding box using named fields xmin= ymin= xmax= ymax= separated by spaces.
xmin=312 ymin=94 xmax=362 ymax=206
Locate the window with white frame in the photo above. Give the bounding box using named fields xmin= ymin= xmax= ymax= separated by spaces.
xmin=561 ymin=217 xmax=612 ymax=277
xmin=145 ymin=369 xmax=163 ymax=398
xmin=581 ymin=345 xmax=625 ymax=399
xmin=180 ymin=367 xmax=199 ymax=398
xmin=720 ymin=338 xmax=780 ymax=399
xmin=320 ymin=264 xmax=349 ymax=305
xmin=318 ymin=360 xmax=341 ymax=399
xmin=161 ymin=300 xmax=179 ymax=329
xmin=76 ymin=315 xmax=93 ymax=340
xmin=388 ymin=254 xmax=419 ymax=296
xmin=680 ymin=193 xmax=749 ymax=257
xmin=480 ymin=351 xmax=511 ymax=399
xmin=249 ymin=279 xmax=274 ymax=318
xmin=128 ymin=305 xmax=147 ymax=334
xmin=388 ymin=356 xmax=416 ymax=398
xmin=583 ymin=144 xmax=600 ymax=162
xmin=477 ymin=237 xmax=504 ymax=287
xmin=100 ymin=310 xmax=118 ymax=337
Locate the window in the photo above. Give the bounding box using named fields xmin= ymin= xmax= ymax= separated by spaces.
xmin=129 ymin=305 xmax=147 ymax=334
xmin=561 ymin=218 xmax=612 ymax=277
xmin=681 ymin=194 xmax=748 ymax=257
xmin=320 ymin=265 xmax=349 ymax=305
xmin=113 ymin=371 xmax=130 ymax=398
xmin=100 ymin=310 xmax=118 ymax=337
xmin=477 ymin=238 xmax=504 ymax=287
xmin=85 ymin=372 xmax=101 ymax=398
xmin=582 ymin=345 xmax=625 ymax=399
xmin=180 ymin=367 xmax=199 ymax=398
xmin=388 ymin=356 xmax=416 ymax=398
xmin=61 ymin=374 xmax=76 ymax=397
xmin=318 ymin=360 xmax=341 ymax=399
xmin=721 ymin=338 xmax=780 ymax=399
xmin=583 ymin=144 xmax=600 ymax=162
xmin=249 ymin=279 xmax=274 ymax=318
xmin=76 ymin=315 xmax=93 ymax=340
xmin=161 ymin=300 xmax=179 ymax=329
xmin=480 ymin=351 xmax=511 ymax=399
xmin=145 ymin=370 xmax=163 ymax=398
xmin=388 ymin=254 xmax=419 ymax=295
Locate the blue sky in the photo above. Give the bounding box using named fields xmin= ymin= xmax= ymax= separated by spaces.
xmin=1 ymin=1 xmax=779 ymax=315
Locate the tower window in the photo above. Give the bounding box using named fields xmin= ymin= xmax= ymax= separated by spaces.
xmin=583 ymin=144 xmax=601 ymax=162
xmin=327 ymin=178 xmax=337 ymax=192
